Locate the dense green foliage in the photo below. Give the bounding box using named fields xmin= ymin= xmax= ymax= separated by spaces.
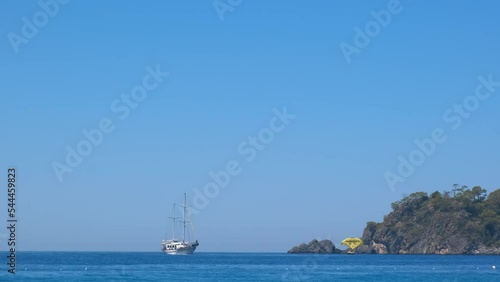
xmin=390 ymin=185 xmax=500 ymax=247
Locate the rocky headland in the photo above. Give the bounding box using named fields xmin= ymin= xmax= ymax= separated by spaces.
xmin=290 ymin=186 xmax=500 ymax=255
xmin=359 ymin=186 xmax=500 ymax=254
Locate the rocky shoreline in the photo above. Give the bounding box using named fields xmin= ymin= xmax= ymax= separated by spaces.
xmin=288 ymin=239 xmax=500 ymax=255
xmin=288 ymin=239 xmax=343 ymax=254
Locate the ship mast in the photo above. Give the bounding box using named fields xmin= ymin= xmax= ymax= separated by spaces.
xmin=183 ymin=193 xmax=187 ymax=242
xmin=169 ymin=203 xmax=178 ymax=240
xmin=177 ymin=193 xmax=191 ymax=243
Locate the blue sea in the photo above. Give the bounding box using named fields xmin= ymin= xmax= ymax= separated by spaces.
xmin=1 ymin=252 xmax=499 ymax=281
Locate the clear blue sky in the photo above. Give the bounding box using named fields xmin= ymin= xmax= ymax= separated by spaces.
xmin=1 ymin=0 xmax=499 ymax=252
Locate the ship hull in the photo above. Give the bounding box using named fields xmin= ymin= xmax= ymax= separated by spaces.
xmin=163 ymin=246 xmax=197 ymax=255
xmin=162 ymin=240 xmax=199 ymax=255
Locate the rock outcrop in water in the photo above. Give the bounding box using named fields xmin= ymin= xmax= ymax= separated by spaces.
xmin=287 ymin=239 xmax=341 ymax=254
xmin=358 ymin=186 xmax=500 ymax=254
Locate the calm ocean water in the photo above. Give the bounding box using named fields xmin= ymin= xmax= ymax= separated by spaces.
xmin=0 ymin=252 xmax=499 ymax=281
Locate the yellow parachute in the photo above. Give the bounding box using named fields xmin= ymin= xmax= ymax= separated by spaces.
xmin=341 ymin=238 xmax=363 ymax=250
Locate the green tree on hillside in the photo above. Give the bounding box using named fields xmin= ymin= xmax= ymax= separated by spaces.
xmin=389 ymin=185 xmax=500 ymax=247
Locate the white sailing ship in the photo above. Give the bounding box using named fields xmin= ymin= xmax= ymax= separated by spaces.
xmin=161 ymin=193 xmax=199 ymax=255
